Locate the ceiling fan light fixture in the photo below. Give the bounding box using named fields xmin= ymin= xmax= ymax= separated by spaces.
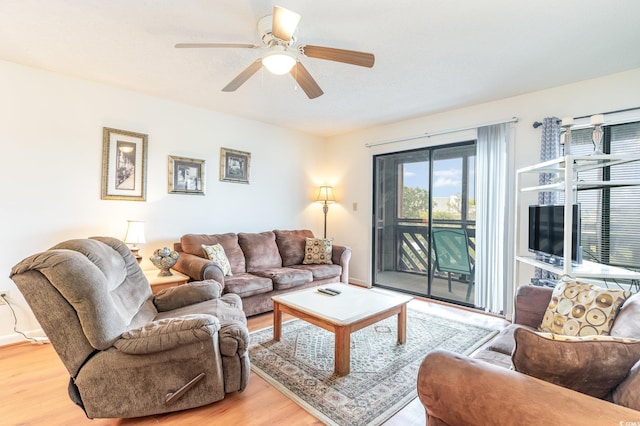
xmin=272 ymin=5 xmax=301 ymax=41
xmin=262 ymin=51 xmax=297 ymax=75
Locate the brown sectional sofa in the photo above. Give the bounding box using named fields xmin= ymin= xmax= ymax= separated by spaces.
xmin=173 ymin=229 xmax=351 ymax=316
xmin=417 ymin=284 xmax=640 ymax=424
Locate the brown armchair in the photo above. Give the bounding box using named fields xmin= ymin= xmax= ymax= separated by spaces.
xmin=416 ymin=284 xmax=640 ymax=425
xmin=10 ymin=237 xmax=250 ymax=419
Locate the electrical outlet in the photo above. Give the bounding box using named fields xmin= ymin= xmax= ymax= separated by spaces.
xmin=0 ymin=290 xmax=9 ymax=305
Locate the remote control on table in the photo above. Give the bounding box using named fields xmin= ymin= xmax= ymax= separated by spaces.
xmin=318 ymin=288 xmax=338 ymax=296
xmin=325 ymin=287 xmax=341 ymax=294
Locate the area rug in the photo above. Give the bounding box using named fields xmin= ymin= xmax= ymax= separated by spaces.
xmin=249 ymin=309 xmax=498 ymax=426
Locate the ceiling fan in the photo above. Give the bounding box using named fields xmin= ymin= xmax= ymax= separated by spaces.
xmin=175 ymin=5 xmax=375 ymax=99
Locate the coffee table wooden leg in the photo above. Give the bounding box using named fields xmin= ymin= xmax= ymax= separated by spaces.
xmin=273 ymin=301 xmax=282 ymax=341
xmin=335 ymin=326 xmax=350 ymax=376
xmin=397 ymin=303 xmax=407 ymax=345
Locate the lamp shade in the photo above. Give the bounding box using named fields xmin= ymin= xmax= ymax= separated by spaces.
xmin=262 ymin=50 xmax=297 ymax=75
xmin=316 ymin=186 xmax=336 ymax=203
xmin=124 ymin=220 xmax=146 ymax=245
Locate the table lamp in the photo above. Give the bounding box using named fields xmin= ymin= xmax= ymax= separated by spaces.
xmin=124 ymin=220 xmax=146 ymax=263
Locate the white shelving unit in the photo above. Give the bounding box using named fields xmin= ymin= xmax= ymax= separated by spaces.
xmin=514 ymin=154 xmax=640 ymax=282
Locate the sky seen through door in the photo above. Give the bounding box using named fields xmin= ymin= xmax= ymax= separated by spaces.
xmin=403 ymin=159 xmax=475 ymax=198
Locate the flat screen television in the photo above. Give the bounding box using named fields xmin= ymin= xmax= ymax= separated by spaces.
xmin=528 ymin=204 xmax=581 ymax=263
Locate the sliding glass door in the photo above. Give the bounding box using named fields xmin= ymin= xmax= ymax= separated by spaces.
xmin=372 ymin=142 xmax=477 ymax=306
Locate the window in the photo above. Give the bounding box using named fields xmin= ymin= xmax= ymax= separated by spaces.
xmin=565 ymin=121 xmax=640 ymax=270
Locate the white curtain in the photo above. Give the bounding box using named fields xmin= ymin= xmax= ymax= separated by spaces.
xmin=475 ymin=123 xmax=515 ymax=316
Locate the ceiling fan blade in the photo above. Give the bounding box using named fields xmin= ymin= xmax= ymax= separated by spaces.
xmin=222 ymin=60 xmax=263 ymax=92
xmin=290 ymin=62 xmax=323 ymax=99
xmin=300 ymin=45 xmax=375 ymax=68
xmin=175 ymin=43 xmax=259 ymax=49
xmin=271 ymin=5 xmax=301 ymax=42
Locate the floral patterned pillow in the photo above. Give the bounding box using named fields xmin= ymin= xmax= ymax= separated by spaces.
xmin=202 ymin=243 xmax=232 ymax=276
xmin=302 ymin=238 xmax=333 ymax=265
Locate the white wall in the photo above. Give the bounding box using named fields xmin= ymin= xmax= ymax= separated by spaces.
xmin=2 ymin=58 xmax=639 ymax=345
xmin=326 ymin=68 xmax=640 ymax=288
xmin=0 ymin=60 xmax=327 ymax=345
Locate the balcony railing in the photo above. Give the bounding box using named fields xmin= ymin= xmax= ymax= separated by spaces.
xmin=396 ymin=220 xmax=475 ymax=276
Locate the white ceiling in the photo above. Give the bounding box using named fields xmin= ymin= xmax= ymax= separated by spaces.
xmin=2 ymin=0 xmax=640 ymax=137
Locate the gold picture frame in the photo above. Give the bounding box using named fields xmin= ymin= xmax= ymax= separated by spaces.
xmin=101 ymin=127 xmax=148 ymax=201
xmin=219 ymin=147 xmax=251 ymax=184
xmin=168 ymin=155 xmax=205 ymax=195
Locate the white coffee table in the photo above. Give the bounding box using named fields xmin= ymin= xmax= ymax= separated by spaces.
xmin=272 ymin=283 xmax=413 ymax=376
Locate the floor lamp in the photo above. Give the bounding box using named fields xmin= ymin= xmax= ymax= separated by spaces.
xmin=316 ymin=186 xmax=335 ymax=238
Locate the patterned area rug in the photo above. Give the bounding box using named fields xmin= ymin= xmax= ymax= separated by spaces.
xmin=249 ymin=309 xmax=498 ymax=426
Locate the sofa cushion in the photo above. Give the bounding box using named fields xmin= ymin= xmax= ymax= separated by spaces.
xmin=274 ymin=229 xmax=314 ymax=266
xmin=302 ymin=237 xmax=333 ymax=265
xmin=612 ymin=360 xmax=640 ymax=410
xmin=471 ymin=348 xmax=514 ymax=369
xmin=252 ymin=267 xmax=313 ymax=290
xmin=483 ymin=324 xmax=527 ymax=355
xmin=181 ymin=233 xmax=246 ymax=273
xmin=539 ymin=280 xmax=629 ymax=336
xmin=610 ymin=292 xmax=640 ymax=340
xmin=512 ymin=327 xmax=640 ymax=399
xmin=290 ymin=263 xmax=342 ymax=280
xmin=238 ymin=232 xmax=282 ymax=272
xmin=202 ymin=243 xmax=233 ymax=276
xmin=222 ymin=273 xmax=273 ymax=298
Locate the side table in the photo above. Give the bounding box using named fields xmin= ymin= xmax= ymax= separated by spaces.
xmin=143 ymin=269 xmax=189 ymax=294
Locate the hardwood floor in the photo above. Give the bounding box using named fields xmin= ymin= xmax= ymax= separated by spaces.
xmin=0 ymin=295 xmax=508 ymax=426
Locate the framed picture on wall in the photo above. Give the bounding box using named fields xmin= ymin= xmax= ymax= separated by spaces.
xmin=168 ymin=155 xmax=205 ymax=195
xmin=219 ymin=147 xmax=251 ymax=184
xmin=101 ymin=127 xmax=148 ymax=201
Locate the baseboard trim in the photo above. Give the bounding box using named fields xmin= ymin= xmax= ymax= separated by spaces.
xmin=348 ymin=278 xmax=369 ymax=287
xmin=0 ymin=328 xmax=46 ymax=347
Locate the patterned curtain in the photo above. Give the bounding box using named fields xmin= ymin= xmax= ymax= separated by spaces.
xmin=538 ymin=117 xmax=561 ymax=204
xmin=536 ymin=117 xmax=561 ymax=280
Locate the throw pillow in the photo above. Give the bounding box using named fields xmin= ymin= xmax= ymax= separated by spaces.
xmin=512 ymin=327 xmax=640 ymax=399
xmin=202 ymin=243 xmax=233 ymax=276
xmin=538 ymin=279 xmax=629 ymax=336
xmin=302 ymin=237 xmax=333 ymax=265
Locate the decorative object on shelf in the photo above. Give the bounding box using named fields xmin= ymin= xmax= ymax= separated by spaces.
xmin=590 ymin=114 xmax=605 ymax=155
xmin=315 ymin=185 xmax=335 ymax=238
xmin=149 ymin=247 xmax=179 ymax=276
xmin=101 ymin=127 xmax=148 ymax=201
xmin=124 ymin=220 xmax=146 ymax=263
xmin=560 ymin=117 xmax=573 ymax=156
xmin=168 ymin=155 xmax=206 ymax=195
xmin=219 ymin=147 xmax=251 ymax=184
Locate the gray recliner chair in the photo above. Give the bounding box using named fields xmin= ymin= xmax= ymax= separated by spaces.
xmin=10 ymin=236 xmax=250 ymax=419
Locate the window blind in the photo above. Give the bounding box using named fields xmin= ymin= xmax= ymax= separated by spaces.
xmin=563 ymin=122 xmax=640 ymax=270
